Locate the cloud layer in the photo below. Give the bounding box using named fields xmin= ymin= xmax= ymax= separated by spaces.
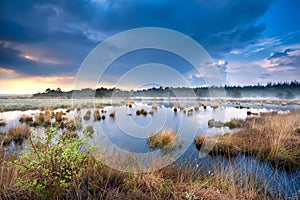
xmin=0 ymin=0 xmax=299 ymax=93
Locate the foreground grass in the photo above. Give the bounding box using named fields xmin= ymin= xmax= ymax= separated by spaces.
xmin=196 ymin=111 xmax=300 ymax=169
xmin=0 ymin=126 xmax=271 ymax=200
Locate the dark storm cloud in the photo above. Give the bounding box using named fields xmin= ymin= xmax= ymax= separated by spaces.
xmin=0 ymin=42 xmax=75 ymax=76
xmin=0 ymin=0 xmax=275 ymax=77
xmin=0 ymin=20 xmax=44 ymax=42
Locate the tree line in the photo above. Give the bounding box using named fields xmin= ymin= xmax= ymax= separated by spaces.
xmin=33 ymin=80 xmax=300 ymax=99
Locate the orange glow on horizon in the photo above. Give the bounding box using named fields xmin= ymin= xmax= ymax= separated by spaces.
xmin=0 ymin=76 xmax=75 ymax=94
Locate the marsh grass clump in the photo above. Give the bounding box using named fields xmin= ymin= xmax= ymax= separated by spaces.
xmin=43 ymin=115 xmax=51 ymax=127
xmin=212 ymin=104 xmax=219 ymax=109
xmin=173 ymin=104 xmax=178 ymax=112
xmin=224 ymin=119 xmax=244 ymax=129
xmin=55 ymin=111 xmax=63 ymax=122
xmin=202 ymin=103 xmax=207 ymax=109
xmin=151 ymin=104 xmax=158 ymax=110
xmin=6 ymin=125 xmax=31 ymax=145
xmin=208 ymin=119 xmax=225 ymax=128
xmin=187 ymin=109 xmax=193 ymax=116
xmin=136 ymin=110 xmax=141 ymax=116
xmin=83 ymin=110 xmax=91 ymax=121
xmin=194 ymin=135 xmax=240 ymax=158
xmin=0 ymin=134 xmax=12 ymax=146
xmin=210 ymin=136 xmax=240 ymax=157
xmin=126 ymin=102 xmax=133 ymax=108
xmin=19 ymin=115 xmax=33 ymax=124
xmin=31 ymin=112 xmax=52 ymax=127
xmin=141 ymin=109 xmax=147 ymax=116
xmin=194 ymin=104 xmax=199 ymax=111
xmin=179 ymin=104 xmax=185 ymax=111
xmin=94 ymin=109 xmax=101 ymax=121
xmin=109 ymin=111 xmax=115 ymax=118
xmin=203 ymin=111 xmax=300 ymax=169
xmin=0 ymin=119 xmax=6 ymax=127
xmin=194 ymin=135 xmax=205 ymax=150
xmin=136 ymin=109 xmax=147 ymax=116
xmin=148 ymin=129 xmax=177 ymax=149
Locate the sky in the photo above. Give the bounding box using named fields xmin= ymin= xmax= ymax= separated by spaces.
xmin=0 ymin=0 xmax=300 ymax=94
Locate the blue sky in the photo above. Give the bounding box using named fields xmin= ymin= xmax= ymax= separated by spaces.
xmin=0 ymin=0 xmax=299 ymax=94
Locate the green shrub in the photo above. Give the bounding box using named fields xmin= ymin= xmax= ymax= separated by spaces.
xmin=15 ymin=125 xmax=89 ymax=197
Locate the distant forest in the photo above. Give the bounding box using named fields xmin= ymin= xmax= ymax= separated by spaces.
xmin=33 ymin=81 xmax=300 ymax=99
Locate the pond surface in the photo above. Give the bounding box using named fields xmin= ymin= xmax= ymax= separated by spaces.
xmin=0 ymin=100 xmax=299 ymax=198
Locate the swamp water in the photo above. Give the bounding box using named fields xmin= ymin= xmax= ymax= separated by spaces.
xmin=0 ymin=101 xmax=299 ymax=198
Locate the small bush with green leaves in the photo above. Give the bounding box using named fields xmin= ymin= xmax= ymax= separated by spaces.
xmin=14 ymin=125 xmax=89 ymax=197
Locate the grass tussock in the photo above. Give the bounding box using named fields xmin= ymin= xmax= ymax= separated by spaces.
xmin=55 ymin=111 xmax=64 ymax=122
xmin=94 ymin=109 xmax=101 ymax=121
xmin=151 ymin=104 xmax=158 ymax=110
xmin=30 ymin=112 xmax=52 ymax=127
xmin=136 ymin=109 xmax=147 ymax=116
xmin=208 ymin=119 xmax=245 ymax=129
xmin=0 ymin=126 xmax=31 ymax=145
xmin=0 ymin=119 xmax=6 ymax=127
xmin=19 ymin=115 xmax=33 ymax=124
xmin=109 ymin=111 xmax=116 ymax=118
xmin=194 ymin=104 xmax=200 ymax=111
xmin=149 ymin=129 xmax=177 ymax=149
xmin=83 ymin=110 xmax=91 ymax=121
xmin=199 ymin=111 xmax=300 ymax=169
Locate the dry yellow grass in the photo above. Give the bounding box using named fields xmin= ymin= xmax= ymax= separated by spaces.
xmin=4 ymin=126 xmax=31 ymax=145
xmin=0 ymin=144 xmax=270 ymax=200
xmin=148 ymin=129 xmax=177 ymax=149
xmin=196 ymin=111 xmax=300 ymax=169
